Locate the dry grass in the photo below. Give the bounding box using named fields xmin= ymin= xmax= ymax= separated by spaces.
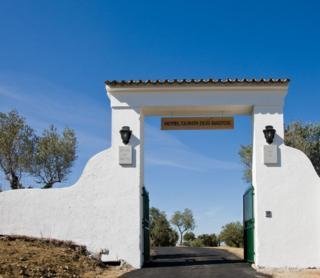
xmin=214 ymin=246 xmax=244 ymax=259
xmin=256 ymin=268 xmax=320 ymax=278
xmin=0 ymin=235 xmax=131 ymax=278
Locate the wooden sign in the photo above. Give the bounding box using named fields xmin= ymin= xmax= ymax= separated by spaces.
xmin=161 ymin=117 xmax=234 ymax=130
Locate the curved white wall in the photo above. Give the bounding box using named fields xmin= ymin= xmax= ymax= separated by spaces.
xmin=255 ymin=145 xmax=320 ymax=268
xmin=0 ymin=148 xmax=142 ymax=268
xmin=252 ymin=105 xmax=320 ymax=268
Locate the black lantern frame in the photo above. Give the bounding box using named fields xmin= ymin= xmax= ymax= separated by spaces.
xmin=263 ymin=125 xmax=276 ymax=144
xmin=120 ymin=126 xmax=132 ymax=145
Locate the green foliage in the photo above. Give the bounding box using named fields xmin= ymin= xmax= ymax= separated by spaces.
xmin=149 ymin=207 xmax=178 ymax=247
xmin=239 ymin=122 xmax=320 ymax=183
xmin=197 ymin=233 xmax=219 ymax=247
xmin=0 ymin=110 xmax=36 ymax=189
xmin=171 ymin=208 xmax=195 ymax=245
xmin=189 ymin=238 xmax=204 ymax=247
xmin=219 ymin=221 xmax=243 ymax=247
xmin=284 ymin=122 xmax=320 ymax=176
xmin=32 ymin=125 xmax=77 ymax=188
xmin=168 ymin=229 xmax=179 ymax=246
xmin=238 ymin=144 xmax=252 ymax=183
xmin=0 ymin=110 xmax=78 ymax=190
xmin=183 ymin=232 xmax=195 ymax=242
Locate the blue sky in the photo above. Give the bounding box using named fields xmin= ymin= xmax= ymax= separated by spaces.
xmin=0 ymin=0 xmax=319 ymax=234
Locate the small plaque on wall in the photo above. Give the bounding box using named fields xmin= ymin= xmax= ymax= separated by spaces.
xmin=119 ymin=146 xmax=133 ymax=165
xmin=264 ymin=145 xmax=278 ymax=164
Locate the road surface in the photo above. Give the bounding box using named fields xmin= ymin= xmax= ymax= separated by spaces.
xmin=121 ymin=247 xmax=268 ymax=278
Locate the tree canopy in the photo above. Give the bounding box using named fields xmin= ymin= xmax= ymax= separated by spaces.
xmin=219 ymin=221 xmax=243 ymax=247
xmin=285 ymin=122 xmax=320 ymax=176
xmin=183 ymin=231 xmax=196 ymax=242
xmin=32 ymin=125 xmax=77 ymax=189
xmin=197 ymin=233 xmax=219 ymax=247
xmin=171 ymin=208 xmax=195 ymax=246
xmin=238 ymin=144 xmax=252 ymax=184
xmin=0 ymin=110 xmax=77 ymax=189
xmin=0 ymin=110 xmax=36 ymax=189
xmin=149 ymin=207 xmax=178 ymax=247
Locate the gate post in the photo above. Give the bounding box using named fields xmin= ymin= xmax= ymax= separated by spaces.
xmin=110 ymin=106 xmax=144 ymax=268
xmin=252 ymin=105 xmax=284 ymax=266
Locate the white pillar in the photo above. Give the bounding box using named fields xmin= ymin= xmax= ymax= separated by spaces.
xmin=252 ymin=105 xmax=284 ymax=267
xmin=110 ymin=107 xmax=144 ymax=268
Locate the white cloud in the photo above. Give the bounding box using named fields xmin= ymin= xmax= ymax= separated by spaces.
xmin=0 ymin=84 xmax=25 ymax=101
xmin=0 ymin=74 xmax=109 ymax=147
xmin=0 ymin=74 xmax=108 ymax=130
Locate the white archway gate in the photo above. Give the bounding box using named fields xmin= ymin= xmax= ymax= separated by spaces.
xmin=0 ymin=78 xmax=319 ymax=269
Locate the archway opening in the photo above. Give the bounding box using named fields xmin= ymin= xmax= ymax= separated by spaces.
xmin=143 ymin=114 xmax=253 ymax=267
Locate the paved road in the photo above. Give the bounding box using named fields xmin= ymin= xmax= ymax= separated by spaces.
xmin=121 ymin=247 xmax=268 ymax=278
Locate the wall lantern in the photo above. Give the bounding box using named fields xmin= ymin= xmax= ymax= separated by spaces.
xmin=119 ymin=126 xmax=132 ymax=145
xmin=263 ymin=125 xmax=276 ymax=144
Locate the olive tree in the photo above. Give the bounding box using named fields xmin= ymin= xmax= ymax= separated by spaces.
xmin=0 ymin=110 xmax=36 ymax=189
xmin=32 ymin=125 xmax=77 ymax=188
xmin=149 ymin=207 xmax=178 ymax=247
xmin=197 ymin=233 xmax=219 ymax=247
xmin=183 ymin=231 xmax=196 ymax=242
xmin=238 ymin=144 xmax=252 ymax=184
xmin=285 ymin=122 xmax=320 ymax=176
xmin=219 ymin=221 xmax=243 ymax=247
xmin=239 ymin=122 xmax=320 ymax=183
xmin=171 ymin=208 xmax=195 ymax=246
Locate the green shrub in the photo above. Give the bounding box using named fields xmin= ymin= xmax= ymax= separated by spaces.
xmin=190 ymin=238 xmax=204 ymax=247
xmin=219 ymin=221 xmax=243 ymax=247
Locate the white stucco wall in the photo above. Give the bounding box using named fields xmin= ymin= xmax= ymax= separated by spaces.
xmin=0 ymin=148 xmax=142 ymax=268
xmin=253 ymin=106 xmax=320 ymax=268
xmin=0 ymin=82 xmax=319 ymax=269
xmin=255 ymin=146 xmax=320 ymax=268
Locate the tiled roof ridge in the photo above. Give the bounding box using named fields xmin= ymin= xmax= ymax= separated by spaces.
xmin=105 ymin=78 xmax=289 ymax=87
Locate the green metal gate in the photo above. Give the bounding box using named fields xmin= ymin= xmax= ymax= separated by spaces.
xmin=142 ymin=187 xmax=150 ymax=264
xmin=243 ymin=186 xmax=254 ymax=263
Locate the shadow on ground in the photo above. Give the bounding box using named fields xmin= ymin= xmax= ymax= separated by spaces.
xmin=146 ymin=250 xmax=243 ymax=268
xmin=122 ymin=247 xmax=270 ymax=278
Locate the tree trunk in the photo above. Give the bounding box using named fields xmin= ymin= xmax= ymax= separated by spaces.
xmin=9 ymin=171 xmax=22 ymax=190
xmin=42 ymin=181 xmax=54 ymax=189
